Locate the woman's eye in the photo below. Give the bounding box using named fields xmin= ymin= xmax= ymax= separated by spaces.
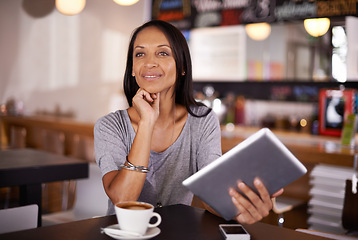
xmin=134 ymin=52 xmax=144 ymax=57
xmin=159 ymin=51 xmax=169 ymax=56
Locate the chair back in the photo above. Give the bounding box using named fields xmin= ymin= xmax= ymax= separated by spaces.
xmin=73 ymin=163 xmax=108 ymax=220
xmin=40 ymin=130 xmax=65 ymax=155
xmin=0 ymin=204 xmax=38 ymax=234
xmin=71 ymin=135 xmax=95 ymax=162
xmin=10 ymin=126 xmax=27 ymax=148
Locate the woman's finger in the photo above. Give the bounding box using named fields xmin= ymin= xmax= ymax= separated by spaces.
xmin=251 ymin=178 xmax=273 ymax=216
xmin=135 ymin=88 xmax=154 ymax=103
xmin=253 ymin=178 xmax=272 ymax=205
xmin=231 ymin=195 xmax=254 ymax=224
xmin=150 ymin=92 xmax=158 ymax=100
xmin=229 ymin=187 xmax=263 ymax=223
xmin=271 ymin=188 xmax=284 ymax=198
xmin=237 ymin=181 xmax=269 ymax=219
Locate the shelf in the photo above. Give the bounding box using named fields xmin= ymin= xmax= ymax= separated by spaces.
xmin=193 ymin=81 xmax=358 ymax=102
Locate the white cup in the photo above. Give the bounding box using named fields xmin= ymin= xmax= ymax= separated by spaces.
xmin=115 ymin=201 xmax=161 ymax=236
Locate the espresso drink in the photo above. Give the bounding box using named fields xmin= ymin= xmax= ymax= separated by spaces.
xmin=115 ymin=201 xmax=161 ymax=235
xmin=117 ymin=202 xmax=152 ymax=210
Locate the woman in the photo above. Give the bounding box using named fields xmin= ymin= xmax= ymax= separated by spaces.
xmin=94 ymin=20 xmax=283 ymax=224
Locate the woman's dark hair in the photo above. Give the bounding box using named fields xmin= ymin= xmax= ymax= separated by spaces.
xmin=123 ymin=20 xmax=209 ymax=117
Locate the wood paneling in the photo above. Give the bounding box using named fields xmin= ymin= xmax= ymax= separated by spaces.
xmin=0 ymin=115 xmax=94 ymax=156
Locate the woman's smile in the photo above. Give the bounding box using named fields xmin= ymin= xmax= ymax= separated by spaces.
xmin=142 ymin=72 xmax=162 ymax=81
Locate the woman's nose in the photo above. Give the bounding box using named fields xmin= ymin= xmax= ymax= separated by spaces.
xmin=144 ymin=54 xmax=158 ymax=68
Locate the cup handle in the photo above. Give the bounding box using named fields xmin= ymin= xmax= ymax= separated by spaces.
xmin=148 ymin=212 xmax=161 ymax=228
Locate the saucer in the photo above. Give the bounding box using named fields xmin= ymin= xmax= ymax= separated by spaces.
xmin=102 ymin=224 xmax=160 ymax=240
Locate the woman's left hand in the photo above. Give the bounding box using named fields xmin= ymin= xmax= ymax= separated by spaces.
xmin=229 ymin=178 xmax=284 ymax=224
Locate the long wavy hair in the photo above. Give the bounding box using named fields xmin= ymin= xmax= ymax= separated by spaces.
xmin=123 ymin=20 xmax=209 ymax=117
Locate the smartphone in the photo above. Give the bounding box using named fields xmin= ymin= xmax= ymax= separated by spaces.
xmin=219 ymin=224 xmax=250 ymax=240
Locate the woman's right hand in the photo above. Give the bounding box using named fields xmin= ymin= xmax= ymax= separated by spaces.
xmin=132 ymin=88 xmax=160 ymax=125
xmin=102 ymin=88 xmax=159 ymax=205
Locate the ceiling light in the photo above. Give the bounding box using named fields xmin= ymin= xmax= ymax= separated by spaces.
xmin=245 ymin=23 xmax=271 ymax=41
xmin=113 ymin=0 xmax=140 ymax=6
xmin=304 ymin=18 xmax=330 ymax=37
xmin=56 ymin=0 xmax=86 ymax=16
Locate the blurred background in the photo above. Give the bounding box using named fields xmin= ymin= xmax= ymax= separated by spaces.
xmin=1 ymin=0 xmax=357 ymax=125
xmin=1 ymin=0 xmax=358 ymax=235
xmin=0 ymin=0 xmax=151 ymax=123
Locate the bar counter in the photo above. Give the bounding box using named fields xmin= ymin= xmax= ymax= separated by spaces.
xmin=221 ymin=125 xmax=356 ymax=167
xmin=221 ymin=125 xmax=356 ymax=202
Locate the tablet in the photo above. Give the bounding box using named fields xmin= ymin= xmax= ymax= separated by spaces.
xmin=182 ymin=128 xmax=307 ymax=220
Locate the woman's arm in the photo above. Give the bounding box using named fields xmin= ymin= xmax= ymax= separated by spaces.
xmin=100 ymin=90 xmax=160 ymax=205
xmin=102 ymin=119 xmax=154 ymax=204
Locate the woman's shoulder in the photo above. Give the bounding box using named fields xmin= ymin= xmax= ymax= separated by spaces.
xmin=189 ymin=104 xmax=219 ymax=120
xmin=189 ymin=104 xmax=212 ymax=116
xmin=188 ymin=105 xmax=219 ymax=126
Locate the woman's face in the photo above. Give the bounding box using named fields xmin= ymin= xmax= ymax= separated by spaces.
xmin=132 ymin=26 xmax=177 ymax=95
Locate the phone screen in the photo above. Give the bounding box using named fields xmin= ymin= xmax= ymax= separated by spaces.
xmin=222 ymin=225 xmax=247 ymax=234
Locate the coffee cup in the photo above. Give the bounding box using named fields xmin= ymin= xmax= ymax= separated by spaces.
xmin=115 ymin=201 xmax=161 ymax=236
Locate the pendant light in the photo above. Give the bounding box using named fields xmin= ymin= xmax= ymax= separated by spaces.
xmin=245 ymin=23 xmax=271 ymax=41
xmin=304 ymin=18 xmax=330 ymax=37
xmin=113 ymin=0 xmax=139 ymax=6
xmin=56 ymin=0 xmax=86 ymax=15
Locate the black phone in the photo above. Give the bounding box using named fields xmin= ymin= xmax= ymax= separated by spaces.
xmin=219 ymin=224 xmax=250 ymax=240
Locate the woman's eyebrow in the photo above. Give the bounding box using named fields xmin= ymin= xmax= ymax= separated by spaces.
xmin=134 ymin=44 xmax=170 ymax=48
xmin=158 ymin=44 xmax=171 ymax=48
xmin=133 ymin=44 xmax=171 ymax=51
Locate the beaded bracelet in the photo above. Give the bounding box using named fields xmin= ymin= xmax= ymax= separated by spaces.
xmin=120 ymin=159 xmax=149 ymax=173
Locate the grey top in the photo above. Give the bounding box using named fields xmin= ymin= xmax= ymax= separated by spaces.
xmin=94 ymin=105 xmax=222 ymax=215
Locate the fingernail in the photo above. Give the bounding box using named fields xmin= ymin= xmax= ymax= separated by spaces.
xmin=254 ymin=178 xmax=262 ymax=186
xmin=229 ymin=188 xmax=235 ymax=196
xmin=238 ymin=182 xmax=245 ymax=189
xmin=232 ymin=196 xmax=238 ymax=204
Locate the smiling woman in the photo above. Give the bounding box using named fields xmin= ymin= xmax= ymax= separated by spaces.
xmin=94 ymin=20 xmax=283 ymax=225
xmin=123 ymin=20 xmax=197 ymax=113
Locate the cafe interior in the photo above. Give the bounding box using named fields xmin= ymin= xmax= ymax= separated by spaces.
xmin=1 ymin=0 xmax=358 ymax=239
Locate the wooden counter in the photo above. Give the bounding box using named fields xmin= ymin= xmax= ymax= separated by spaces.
xmin=221 ymin=126 xmax=356 ymax=166
xmin=0 ymin=115 xmax=94 ymax=156
xmin=221 ymin=126 xmax=357 ymax=201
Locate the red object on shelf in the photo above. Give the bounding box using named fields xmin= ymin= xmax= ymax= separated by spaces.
xmin=318 ymin=89 xmax=356 ymax=137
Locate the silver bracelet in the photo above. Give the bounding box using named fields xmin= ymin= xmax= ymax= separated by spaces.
xmin=120 ymin=159 xmax=149 ymax=173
